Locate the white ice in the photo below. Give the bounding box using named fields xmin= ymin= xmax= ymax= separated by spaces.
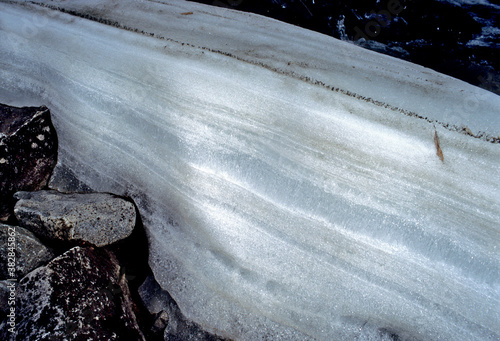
xmin=0 ymin=1 xmax=499 ymax=340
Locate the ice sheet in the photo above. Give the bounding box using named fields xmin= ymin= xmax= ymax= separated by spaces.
xmin=0 ymin=1 xmax=499 ymax=340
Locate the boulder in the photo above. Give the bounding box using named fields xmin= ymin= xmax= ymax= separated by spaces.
xmin=0 ymin=104 xmax=58 ymax=221
xmin=0 ymin=246 xmax=145 ymax=341
xmin=0 ymin=223 xmax=54 ymax=280
xmin=14 ymin=190 xmax=136 ymax=247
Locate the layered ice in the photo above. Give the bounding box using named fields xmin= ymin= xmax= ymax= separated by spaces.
xmin=0 ymin=1 xmax=499 ymax=340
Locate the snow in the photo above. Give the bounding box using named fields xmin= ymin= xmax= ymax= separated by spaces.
xmin=1 ymin=0 xmax=499 ymax=340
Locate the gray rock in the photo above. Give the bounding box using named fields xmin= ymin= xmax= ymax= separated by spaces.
xmin=0 ymin=246 xmax=145 ymax=341
xmin=48 ymin=162 xmax=93 ymax=194
xmin=0 ymin=280 xmax=12 ymax=313
xmin=14 ymin=190 xmax=136 ymax=247
xmin=139 ymin=275 xmax=174 ymax=316
xmin=0 ymin=104 xmax=58 ymax=221
xmin=139 ymin=276 xmax=226 ymax=341
xmin=152 ymin=311 xmax=170 ymax=337
xmin=0 ymin=223 xmax=54 ymax=280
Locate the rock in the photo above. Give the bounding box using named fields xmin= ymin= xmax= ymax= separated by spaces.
xmin=0 ymin=280 xmax=11 ymax=314
xmin=139 ymin=276 xmax=173 ymax=317
xmin=48 ymin=162 xmax=94 ymax=194
xmin=139 ymin=276 xmax=226 ymax=341
xmin=0 ymin=246 xmax=145 ymax=341
xmin=0 ymin=223 xmax=54 ymax=280
xmin=0 ymin=104 xmax=58 ymax=221
xmin=151 ymin=311 xmax=170 ymax=337
xmin=14 ymin=190 xmax=136 ymax=247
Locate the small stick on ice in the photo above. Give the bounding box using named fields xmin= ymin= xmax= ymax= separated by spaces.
xmin=434 ymin=127 xmax=444 ymax=162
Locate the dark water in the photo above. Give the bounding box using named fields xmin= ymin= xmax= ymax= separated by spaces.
xmin=189 ymin=0 xmax=500 ymax=95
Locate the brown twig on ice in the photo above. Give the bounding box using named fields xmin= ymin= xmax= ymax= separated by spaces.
xmin=434 ymin=128 xmax=444 ymax=162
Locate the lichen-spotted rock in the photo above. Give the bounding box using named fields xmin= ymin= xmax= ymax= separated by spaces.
xmin=14 ymin=190 xmax=136 ymax=247
xmin=0 ymin=246 xmax=145 ymax=341
xmin=0 ymin=104 xmax=58 ymax=221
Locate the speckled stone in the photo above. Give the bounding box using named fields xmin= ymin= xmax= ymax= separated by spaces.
xmin=14 ymin=190 xmax=136 ymax=247
xmin=0 ymin=104 xmax=58 ymax=221
xmin=0 ymin=223 xmax=54 ymax=280
xmin=0 ymin=246 xmax=145 ymax=340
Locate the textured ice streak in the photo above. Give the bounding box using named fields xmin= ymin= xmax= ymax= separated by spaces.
xmin=0 ymin=1 xmax=499 ymax=340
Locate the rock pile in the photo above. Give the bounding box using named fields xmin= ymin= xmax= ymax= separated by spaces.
xmin=12 ymin=246 xmax=145 ymax=341
xmin=0 ymin=104 xmax=225 ymax=340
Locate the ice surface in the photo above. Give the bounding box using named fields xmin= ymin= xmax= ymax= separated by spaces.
xmin=0 ymin=1 xmax=499 ymax=340
xmin=441 ymin=0 xmax=498 ymax=7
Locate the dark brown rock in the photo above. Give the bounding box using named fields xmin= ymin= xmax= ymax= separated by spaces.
xmin=0 ymin=104 xmax=58 ymax=221
xmin=0 ymin=246 xmax=145 ymax=341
